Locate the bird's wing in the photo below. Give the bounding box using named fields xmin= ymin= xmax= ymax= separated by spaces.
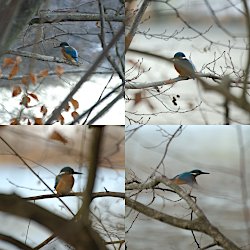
xmin=178 ymin=173 xmax=194 ymax=183
xmin=54 ymin=175 xmax=61 ymax=189
xmin=171 ymin=174 xmax=180 ymax=180
xmin=174 ymin=59 xmax=195 ymax=77
xmin=188 ymin=59 xmax=196 ymax=72
xmin=64 ymin=47 xmax=78 ymax=60
xmin=182 ymin=59 xmax=196 ymax=73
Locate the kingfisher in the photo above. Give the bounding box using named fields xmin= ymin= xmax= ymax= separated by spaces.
xmin=55 ymin=42 xmax=78 ymax=64
xmin=170 ymin=169 xmax=209 ymax=187
xmin=54 ymin=167 xmax=82 ymax=195
xmin=173 ymin=52 xmax=196 ymax=79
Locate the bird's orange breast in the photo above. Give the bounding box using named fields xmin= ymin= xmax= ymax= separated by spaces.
xmin=61 ymin=48 xmax=75 ymax=63
xmin=174 ymin=60 xmax=195 ymax=78
xmin=56 ymin=174 xmax=74 ymax=195
xmin=174 ymin=64 xmax=187 ymax=76
xmin=171 ymin=178 xmax=187 ymax=185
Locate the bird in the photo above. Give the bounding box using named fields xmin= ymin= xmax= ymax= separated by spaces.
xmin=55 ymin=42 xmax=78 ymax=64
xmin=173 ymin=52 xmax=196 ymax=79
xmin=170 ymin=169 xmax=209 ymax=187
xmin=54 ymin=167 xmax=82 ymax=195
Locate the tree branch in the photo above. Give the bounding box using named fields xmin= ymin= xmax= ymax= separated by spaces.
xmin=45 ymin=24 xmax=125 ymax=124
xmin=29 ymin=12 xmax=124 ymax=25
xmin=24 ymin=191 xmax=125 ymax=201
xmin=126 ymin=176 xmax=241 ymax=250
xmin=125 ymin=0 xmax=151 ymax=52
xmin=0 ymin=233 xmax=33 ymax=250
xmin=0 ymin=194 xmax=97 ymax=248
xmin=126 ymin=196 xmax=203 ymax=230
xmin=6 ymin=49 xmax=78 ymax=66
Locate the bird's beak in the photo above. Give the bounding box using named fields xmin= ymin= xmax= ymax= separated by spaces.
xmin=73 ymin=171 xmax=82 ymax=175
xmin=201 ymin=171 xmax=210 ymax=175
xmin=54 ymin=45 xmax=61 ymax=48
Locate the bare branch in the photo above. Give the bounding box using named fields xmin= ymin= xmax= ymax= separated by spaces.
xmin=0 ymin=194 xmax=106 ymax=249
xmin=0 ymin=233 xmax=33 ymax=250
xmin=126 ymin=176 xmax=241 ymax=250
xmin=125 ymin=0 xmax=151 ymax=51
xmin=29 ymin=12 xmax=123 ymax=25
xmin=24 ymin=191 xmax=125 ymax=201
xmin=5 ymin=49 xmax=78 ymax=66
xmin=45 ymin=24 xmax=125 ymax=124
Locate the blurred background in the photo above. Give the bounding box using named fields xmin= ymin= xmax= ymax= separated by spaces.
xmin=126 ymin=0 xmax=249 ymax=124
xmin=125 ymin=125 xmax=250 ymax=250
xmin=0 ymin=0 xmax=124 ymax=124
xmin=0 ymin=126 xmax=125 ymax=249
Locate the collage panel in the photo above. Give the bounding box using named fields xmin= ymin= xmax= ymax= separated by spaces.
xmin=0 ymin=0 xmax=125 ymax=249
xmin=0 ymin=126 xmax=125 ymax=249
xmin=1 ymin=0 xmax=250 ymax=250
xmin=0 ymin=0 xmax=124 ymax=125
xmin=125 ymin=1 xmax=250 ymax=247
xmin=125 ymin=0 xmax=250 ymax=125
xmin=125 ymin=125 xmax=250 ymax=250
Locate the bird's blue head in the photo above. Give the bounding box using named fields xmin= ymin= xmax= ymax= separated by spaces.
xmin=174 ymin=52 xmax=186 ymax=59
xmin=56 ymin=42 xmax=70 ymax=48
xmin=60 ymin=166 xmax=82 ymax=175
xmin=190 ymin=169 xmax=209 ymax=176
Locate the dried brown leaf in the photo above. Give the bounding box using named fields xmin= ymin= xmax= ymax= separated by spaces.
xmin=28 ymin=93 xmax=39 ymax=101
xmin=55 ymin=66 xmax=64 ymax=76
xmin=70 ymin=98 xmax=79 ymax=110
xmin=49 ymin=130 xmax=68 ymax=144
xmin=12 ymin=86 xmax=22 ymax=97
xmin=34 ymin=118 xmax=43 ymax=125
xmin=71 ymin=111 xmax=79 ymax=120
xmin=3 ymin=58 xmax=15 ymax=68
xmin=29 ymin=73 xmax=37 ymax=85
xmin=8 ymin=64 xmax=19 ymax=79
xmin=38 ymin=69 xmax=49 ymax=78
xmin=40 ymin=105 xmax=48 ymax=116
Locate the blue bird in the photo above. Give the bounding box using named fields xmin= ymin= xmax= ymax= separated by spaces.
xmin=55 ymin=42 xmax=78 ymax=63
xmin=54 ymin=166 xmax=82 ymax=195
xmin=170 ymin=169 xmax=209 ymax=187
xmin=173 ymin=52 xmax=196 ymax=79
